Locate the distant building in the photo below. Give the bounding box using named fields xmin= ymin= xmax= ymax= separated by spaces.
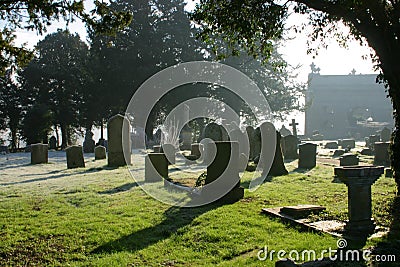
xmin=305 ymin=64 xmax=393 ymax=139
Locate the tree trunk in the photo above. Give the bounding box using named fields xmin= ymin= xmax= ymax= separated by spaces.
xmin=60 ymin=123 xmax=68 ymax=149
xmin=10 ymin=127 xmax=17 ymax=152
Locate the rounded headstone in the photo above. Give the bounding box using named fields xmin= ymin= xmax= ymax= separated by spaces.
xmin=298 ymin=143 xmax=317 ymax=169
xmin=66 ymin=145 xmax=85 ymax=169
xmin=107 ymin=114 xmax=131 ymax=167
xmin=31 ymin=144 xmax=48 ymax=164
xmin=94 ymin=146 xmax=107 ymax=160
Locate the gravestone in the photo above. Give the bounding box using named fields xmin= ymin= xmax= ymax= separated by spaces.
xmin=298 ymin=143 xmax=317 ymax=169
xmin=325 ymin=141 xmax=338 ymax=149
xmin=95 ymin=146 xmax=106 ymax=160
xmin=341 ymin=139 xmax=355 ymax=149
xmin=162 ymin=143 xmax=176 ymax=165
xmin=289 ymin=119 xmax=298 ymax=137
xmin=49 ymin=136 xmax=57 ymax=150
xmin=380 ymin=127 xmax=391 ymax=142
xmin=204 ymin=122 xmax=223 ymax=141
xmin=374 ymin=142 xmax=390 ymax=167
xmin=145 ymin=153 xmax=168 ymax=182
xmin=282 ymin=135 xmax=298 ymax=160
xmin=107 ymin=114 xmax=131 ymax=167
xmin=204 ymin=141 xmax=244 ymax=202
xmin=190 ymin=143 xmax=202 ymax=159
xmin=258 ymin=122 xmax=288 ymax=176
xmin=279 ymin=125 xmax=292 ymax=137
xmin=66 ymin=145 xmax=85 ymax=169
xmin=246 ymin=126 xmax=256 ymax=159
xmin=153 ymin=145 xmax=161 ymax=153
xmin=368 ymin=135 xmax=381 ymax=150
xmin=360 ymin=148 xmax=373 ymax=156
xmin=253 ymin=127 xmax=262 ymax=159
xmin=333 ymin=149 xmax=345 ymax=157
xmin=31 ymin=144 xmax=48 ymax=164
xmin=83 ymin=130 xmax=95 ymax=153
xmin=180 ymin=125 xmax=193 ymax=150
xmin=339 ymin=153 xmax=359 ymax=166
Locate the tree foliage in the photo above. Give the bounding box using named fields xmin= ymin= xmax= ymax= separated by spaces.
xmin=0 ymin=0 xmax=132 ymax=75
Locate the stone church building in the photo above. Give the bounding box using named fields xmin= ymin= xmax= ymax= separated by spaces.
xmin=305 ymin=65 xmax=393 ymax=139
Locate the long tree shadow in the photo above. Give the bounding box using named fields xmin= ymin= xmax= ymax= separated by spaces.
xmin=98 ymin=182 xmax=139 ymax=194
xmin=91 ymin=201 xmax=224 ymax=254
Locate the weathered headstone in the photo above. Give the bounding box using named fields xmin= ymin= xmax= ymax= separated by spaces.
xmin=339 ymin=153 xmax=359 ymax=166
xmin=204 ymin=141 xmax=244 ymax=202
xmin=31 ymin=144 xmax=48 ymax=164
xmin=253 ymin=126 xmax=262 ymax=159
xmin=107 ymin=114 xmax=131 ymax=167
xmin=325 ymin=141 xmax=338 ymax=149
xmin=83 ymin=130 xmax=95 ymax=153
xmin=374 ymin=142 xmax=390 ymax=167
xmin=333 ymin=149 xmax=345 ymax=157
xmin=66 ymin=145 xmax=85 ymax=169
xmin=49 ymin=136 xmax=57 ymax=150
xmin=145 ymin=153 xmax=168 ymax=182
xmin=282 ymin=134 xmax=298 ymax=160
xmin=298 ymin=143 xmax=317 ymax=169
xmin=380 ymin=127 xmax=391 ymax=142
xmin=190 ymin=143 xmax=202 ymax=159
xmin=259 ymin=122 xmax=288 ymax=176
xmin=204 ymin=122 xmax=223 ymax=141
xmin=360 ymin=148 xmax=373 ymax=156
xmin=341 ymin=139 xmax=355 ymax=149
xmin=94 ymin=146 xmax=106 ymax=160
xmin=279 ymin=125 xmax=292 ymax=137
xmin=289 ymin=119 xmax=298 ymax=137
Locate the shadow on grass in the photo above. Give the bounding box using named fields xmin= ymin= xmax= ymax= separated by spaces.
xmin=290 ymin=167 xmax=315 ymax=174
xmin=98 ymin=182 xmax=139 ymax=194
xmin=91 ymin=201 xmax=224 ymax=254
xmin=369 ymin=195 xmax=400 ymax=266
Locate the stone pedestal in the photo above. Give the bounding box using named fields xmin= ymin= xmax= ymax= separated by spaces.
xmin=298 ymin=143 xmax=317 ymax=169
xmin=66 ymin=145 xmax=85 ymax=169
xmin=145 ymin=153 xmax=168 ymax=182
xmin=107 ymin=114 xmax=131 ymax=167
xmin=31 ymin=144 xmax=48 ymax=164
xmin=374 ymin=142 xmax=390 ymax=167
xmin=94 ymin=146 xmax=107 ymax=160
xmin=334 ymin=166 xmax=384 ymax=242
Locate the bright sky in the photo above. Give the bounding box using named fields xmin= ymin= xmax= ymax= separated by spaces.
xmin=12 ymin=0 xmax=378 ymax=135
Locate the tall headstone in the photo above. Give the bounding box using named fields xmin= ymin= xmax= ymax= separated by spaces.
xmin=145 ymin=153 xmax=168 ymax=182
xmin=229 ymin=128 xmax=248 ymax=158
xmin=107 ymin=114 xmax=131 ymax=167
xmin=83 ymin=130 xmax=95 ymax=153
xmin=49 ymin=136 xmax=57 ymax=150
xmin=258 ymin=122 xmax=288 ymax=176
xmin=205 ymin=141 xmax=244 ymax=202
xmin=282 ymin=135 xmax=298 ymax=160
xmin=380 ymin=127 xmax=391 ymax=142
xmin=298 ymin=143 xmax=317 ymax=169
xmin=31 ymin=144 xmax=48 ymax=164
xmin=253 ymin=126 xmax=262 ymax=159
xmin=191 ymin=143 xmax=202 ymax=159
xmin=66 ymin=145 xmax=85 ymax=169
xmin=95 ymin=145 xmax=106 ymax=160
xmin=374 ymin=142 xmax=390 ymax=167
xmin=289 ymin=119 xmax=298 ymax=137
xmin=162 ymin=143 xmax=176 ymax=165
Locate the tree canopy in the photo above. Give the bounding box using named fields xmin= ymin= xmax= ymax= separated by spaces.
xmin=0 ymin=0 xmax=132 ymax=75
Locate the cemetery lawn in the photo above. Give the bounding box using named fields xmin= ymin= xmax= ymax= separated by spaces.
xmin=0 ymin=152 xmax=398 ymax=266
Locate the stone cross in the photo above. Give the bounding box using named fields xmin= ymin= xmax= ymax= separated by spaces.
xmin=289 ymin=119 xmax=298 ymax=137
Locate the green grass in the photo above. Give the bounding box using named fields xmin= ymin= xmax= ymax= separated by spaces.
xmin=0 ymin=154 xmax=398 ymax=266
